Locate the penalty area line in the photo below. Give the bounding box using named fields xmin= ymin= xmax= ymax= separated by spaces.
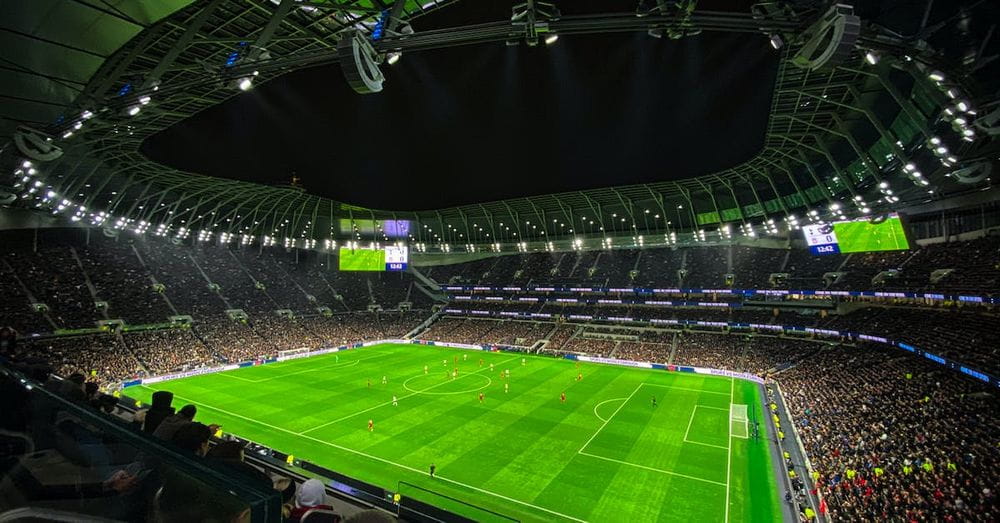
xmin=577 ymin=451 xmax=727 ymax=487
xmin=137 ymin=386 xmax=585 ymax=523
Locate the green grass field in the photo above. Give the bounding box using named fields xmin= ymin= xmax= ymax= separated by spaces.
xmin=834 ymin=216 xmax=909 ymax=253
xmin=127 ymin=343 xmax=780 ymax=522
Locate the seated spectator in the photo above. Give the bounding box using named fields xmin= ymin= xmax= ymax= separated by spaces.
xmin=142 ymin=390 xmax=175 ymax=434
xmin=206 ymin=440 xmax=273 ymax=487
xmin=289 ymin=478 xmax=335 ymax=523
xmin=170 ymin=421 xmax=213 ymax=457
xmin=153 ymin=404 xmax=198 ymax=441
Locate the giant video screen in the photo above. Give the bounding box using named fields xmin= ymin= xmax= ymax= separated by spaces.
xmin=803 ymin=213 xmax=910 ymax=255
xmin=338 ymin=249 xmax=385 ymax=271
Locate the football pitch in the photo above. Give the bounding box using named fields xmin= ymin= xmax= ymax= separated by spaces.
xmin=127 ymin=343 xmax=781 ymax=522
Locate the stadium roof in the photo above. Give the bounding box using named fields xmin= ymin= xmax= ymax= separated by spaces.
xmin=2 ymin=0 xmax=998 ymax=247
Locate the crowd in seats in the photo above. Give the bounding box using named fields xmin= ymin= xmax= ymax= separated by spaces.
xmin=830 ymin=251 xmax=910 ymax=290
xmin=238 ymin=251 xmax=315 ymax=311
xmin=431 ymin=235 xmax=1000 ymax=297
xmin=596 ymin=249 xmax=640 ymax=285
xmin=195 ymin=319 xmax=277 ymax=363
xmin=561 ymin=338 xmax=617 ymax=357
xmin=895 ymin=236 xmax=1000 ymax=295
xmin=778 ymin=249 xmax=842 ymax=289
xmin=672 ymin=332 xmax=746 ymax=369
xmin=489 ymin=321 xmax=552 ymax=346
xmin=615 ymin=341 xmax=671 ymax=363
xmin=632 ymin=247 xmax=683 ymax=287
xmin=17 ymin=334 xmax=144 ymax=386
xmin=543 ymin=324 xmax=577 ymax=351
xmin=824 ymin=307 xmax=1000 ymax=376
xmin=779 ymin=345 xmax=1000 ymax=522
xmin=78 ymin=243 xmax=175 ymax=324
xmin=124 ymin=328 xmax=216 ymax=375
xmin=250 ymin=315 xmax=318 ymax=353
xmin=731 ymin=246 xmax=783 ymax=289
xmin=0 ymin=230 xmax=435 ymax=336
xmin=5 ymin=246 xmax=102 ymax=328
xmin=682 ymin=247 xmax=730 ymax=288
xmin=134 ymin=240 xmax=230 ymax=319
xmin=741 ymin=338 xmax=825 ymax=374
xmin=0 ymin=263 xmax=53 ymax=333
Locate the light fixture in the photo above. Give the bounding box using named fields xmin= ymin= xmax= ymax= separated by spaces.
xmin=238 ymin=77 xmax=253 ymax=91
xmin=127 ymin=106 xmax=141 ymax=116
xmin=928 ymin=71 xmax=945 ymax=82
xmin=769 ymin=34 xmax=783 ymax=49
xmin=386 ymin=52 xmax=401 ymax=65
xmin=544 ymin=33 xmax=559 ymax=45
xmin=864 ymin=50 xmax=879 ymax=65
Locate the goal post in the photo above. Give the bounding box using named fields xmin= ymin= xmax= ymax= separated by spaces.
xmin=730 ymin=404 xmax=749 ymax=439
xmin=278 ymin=347 xmax=312 ymax=360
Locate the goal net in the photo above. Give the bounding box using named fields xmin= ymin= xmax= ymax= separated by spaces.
xmin=730 ymin=404 xmax=749 ymax=439
xmin=278 ymin=347 xmax=312 ymax=360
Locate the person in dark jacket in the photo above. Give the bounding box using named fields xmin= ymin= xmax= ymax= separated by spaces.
xmin=152 ymin=404 xmax=197 ymax=441
xmin=142 ymin=390 xmax=174 ymax=434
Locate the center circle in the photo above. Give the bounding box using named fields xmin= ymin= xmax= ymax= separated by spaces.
xmin=403 ymin=373 xmax=492 ymax=396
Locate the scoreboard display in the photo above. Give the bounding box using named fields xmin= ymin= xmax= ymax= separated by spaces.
xmin=804 ymin=213 xmax=910 ymax=256
xmin=338 ymin=247 xmax=409 ymax=271
xmin=384 ymin=246 xmax=408 ymax=271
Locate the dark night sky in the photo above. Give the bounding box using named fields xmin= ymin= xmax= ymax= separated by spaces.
xmin=142 ymin=1 xmax=778 ymax=210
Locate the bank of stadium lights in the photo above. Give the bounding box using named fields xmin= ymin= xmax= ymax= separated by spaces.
xmin=545 ymin=241 xmax=555 ymax=252
xmin=197 ymin=230 xmax=213 ymax=243
xmin=515 ymin=242 xmax=528 ymax=252
xmin=572 ymin=238 xmax=584 ymax=251
xmin=602 ymin=237 xmax=613 ymax=249
xmin=323 ymin=239 xmax=336 ymax=250
xmin=764 ymin=219 xmax=779 ymax=235
xmin=740 ymin=223 xmax=756 ymax=238
xmin=665 ymin=231 xmax=678 ymax=244
xmin=720 ymin=224 xmax=732 ymax=239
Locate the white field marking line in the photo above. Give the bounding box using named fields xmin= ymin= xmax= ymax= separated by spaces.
xmin=724 ymin=377 xmax=734 ymax=523
xmin=641 ymin=383 xmax=730 ymax=396
xmin=578 ymin=383 xmax=643 ymax=454
xmin=402 ymin=374 xmax=492 ymax=396
xmin=592 ymin=397 xmax=628 ymax=422
xmin=216 ymin=359 xmax=362 ymax=383
xmin=577 ymin=451 xmax=727 ymax=487
xmin=219 ymin=353 xmax=393 ymax=384
xmin=137 ymin=386 xmax=585 ymax=523
xmin=299 ymin=355 xmax=520 ymax=435
xmin=682 ymin=405 xmax=698 ymax=442
xmin=682 ymin=405 xmax=730 ymax=450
